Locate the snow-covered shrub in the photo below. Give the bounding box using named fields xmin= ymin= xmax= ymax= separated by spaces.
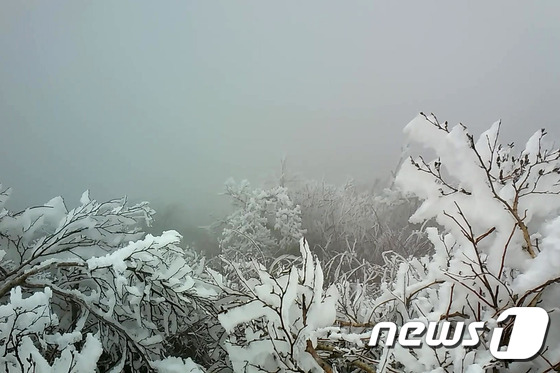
xmin=218 ymin=179 xmax=306 ymax=263
xmin=0 ymin=185 xmax=209 ymax=372
xmin=0 ymin=286 xmax=104 ymax=373
xmin=365 ymin=114 xmax=560 ymax=372
xmin=217 ymin=175 xmax=430 ymax=281
xmin=215 ymin=238 xmax=340 ymax=372
xmin=289 ymin=179 xmax=431 ymax=276
xmin=214 ymin=237 xmax=400 ymax=372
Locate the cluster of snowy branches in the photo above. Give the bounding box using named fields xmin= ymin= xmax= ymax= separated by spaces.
xmin=218 ymin=179 xmax=306 ymax=263
xmin=214 ymin=114 xmax=560 ymax=372
xmin=289 ymin=179 xmax=429 ymax=261
xmin=215 ymin=238 xmax=338 ymax=372
xmin=368 ymin=113 xmax=560 ymax=372
xmin=2 ymin=113 xmax=560 ymax=372
xmin=0 ymin=188 xmax=210 ymax=372
xmin=218 ymin=173 xmax=430 ymax=286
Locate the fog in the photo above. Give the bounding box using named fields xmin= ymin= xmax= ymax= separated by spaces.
xmin=1 ymin=1 xmax=559 ymax=232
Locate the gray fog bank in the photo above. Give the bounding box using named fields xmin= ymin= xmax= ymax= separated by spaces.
xmin=1 ymin=1 xmax=559 ymax=230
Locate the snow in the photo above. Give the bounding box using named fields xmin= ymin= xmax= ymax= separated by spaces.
xmin=152 ymin=357 xmax=205 ymax=373
xmin=218 ymin=299 xmax=270 ymax=333
xmin=514 ymin=215 xmax=560 ymax=292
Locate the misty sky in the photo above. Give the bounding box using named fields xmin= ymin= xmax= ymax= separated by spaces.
xmin=1 ymin=1 xmax=560 ymax=225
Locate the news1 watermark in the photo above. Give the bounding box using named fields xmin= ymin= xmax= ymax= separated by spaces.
xmin=368 ymin=307 xmax=550 ymax=360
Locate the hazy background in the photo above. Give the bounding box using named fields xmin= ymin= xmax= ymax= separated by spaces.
xmin=1 ymin=1 xmax=559 ymax=231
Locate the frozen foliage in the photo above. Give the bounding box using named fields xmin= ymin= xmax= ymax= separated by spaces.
xmin=364 ymin=113 xmax=560 ymax=372
xmin=292 ymin=179 xmax=428 ymax=261
xmin=211 ymin=114 xmax=560 ymax=372
xmin=219 ymin=179 xmax=306 ymax=262
xmin=216 ymin=175 xmax=430 ymax=287
xmin=214 ymin=237 xmax=392 ymax=372
xmin=288 ymin=179 xmax=431 ymax=282
xmin=216 ymin=238 xmax=340 ymax=372
xmin=0 ymin=188 xmax=210 ymax=372
xmin=0 ymin=286 xmax=103 ymax=373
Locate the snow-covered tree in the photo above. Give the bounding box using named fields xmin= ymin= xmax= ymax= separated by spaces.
xmin=218 ymin=179 xmax=306 ymax=263
xmin=0 ymin=185 xmax=210 ymax=372
xmin=365 ymin=113 xmax=560 ymax=372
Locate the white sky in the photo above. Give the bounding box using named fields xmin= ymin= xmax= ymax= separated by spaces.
xmin=1 ymin=1 xmax=559 ymax=223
